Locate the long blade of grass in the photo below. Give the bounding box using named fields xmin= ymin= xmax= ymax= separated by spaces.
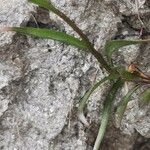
xmin=105 ymin=39 xmax=150 ymax=62
xmin=140 ymin=88 xmax=150 ymax=106
xmin=93 ymin=79 xmax=124 ymax=150
xmin=78 ymin=73 xmax=119 ymax=127
xmin=115 ymin=85 xmax=139 ymax=127
xmin=3 ymin=27 xmax=88 ymax=49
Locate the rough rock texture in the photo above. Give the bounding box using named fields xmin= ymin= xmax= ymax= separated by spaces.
xmin=0 ymin=0 xmax=34 ymax=47
xmin=0 ymin=0 xmax=150 ymax=150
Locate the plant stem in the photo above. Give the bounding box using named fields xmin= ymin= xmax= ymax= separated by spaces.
xmin=50 ymin=4 xmax=112 ymax=73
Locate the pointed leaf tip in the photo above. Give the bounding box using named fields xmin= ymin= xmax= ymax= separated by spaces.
xmin=78 ymin=112 xmax=89 ymax=127
xmin=0 ymin=27 xmax=12 ymax=32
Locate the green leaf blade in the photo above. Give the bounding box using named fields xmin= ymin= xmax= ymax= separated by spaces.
xmin=78 ymin=73 xmax=119 ymax=126
xmin=105 ymin=39 xmax=150 ymax=62
xmin=105 ymin=40 xmax=137 ymax=62
xmin=140 ymin=88 xmax=150 ymax=106
xmin=115 ymin=85 xmax=139 ymax=127
xmin=11 ymin=27 xmax=88 ymax=49
xmin=93 ymin=79 xmax=124 ymax=150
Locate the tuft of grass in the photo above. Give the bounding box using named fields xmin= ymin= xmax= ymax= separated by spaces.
xmin=1 ymin=0 xmax=150 ymax=149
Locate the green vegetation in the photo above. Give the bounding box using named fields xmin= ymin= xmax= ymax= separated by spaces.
xmin=1 ymin=0 xmax=150 ymax=149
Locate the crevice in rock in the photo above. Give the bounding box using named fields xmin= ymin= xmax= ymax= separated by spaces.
xmin=133 ymin=133 xmax=150 ymax=150
xmin=25 ymin=7 xmax=65 ymax=32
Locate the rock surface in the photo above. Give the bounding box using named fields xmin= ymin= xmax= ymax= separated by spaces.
xmin=0 ymin=0 xmax=150 ymax=150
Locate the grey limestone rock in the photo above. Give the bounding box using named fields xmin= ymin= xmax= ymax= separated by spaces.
xmin=0 ymin=0 xmax=150 ymax=150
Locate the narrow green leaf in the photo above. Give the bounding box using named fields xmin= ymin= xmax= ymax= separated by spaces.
xmin=93 ymin=79 xmax=124 ymax=150
xmin=140 ymin=88 xmax=150 ymax=106
xmin=28 ymin=0 xmax=57 ymax=12
xmin=78 ymin=73 xmax=119 ymax=126
xmin=10 ymin=27 xmax=88 ymax=49
xmin=105 ymin=39 xmax=150 ymax=62
xmin=115 ymin=85 xmax=139 ymax=127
